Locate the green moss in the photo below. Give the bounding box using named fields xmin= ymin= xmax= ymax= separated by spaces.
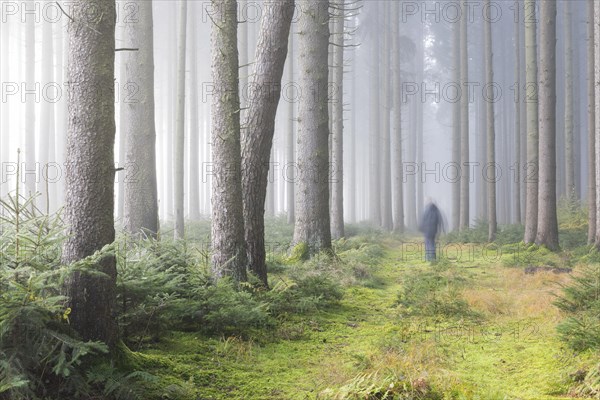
xmin=288 ymin=242 xmax=309 ymax=263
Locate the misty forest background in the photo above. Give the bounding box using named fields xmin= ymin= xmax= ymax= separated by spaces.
xmin=3 ymin=0 xmax=600 ymax=399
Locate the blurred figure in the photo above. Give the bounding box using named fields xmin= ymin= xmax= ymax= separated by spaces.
xmin=419 ymin=199 xmax=445 ymax=261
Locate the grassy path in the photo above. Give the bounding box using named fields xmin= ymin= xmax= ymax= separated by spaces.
xmin=138 ymin=236 xmax=592 ymax=399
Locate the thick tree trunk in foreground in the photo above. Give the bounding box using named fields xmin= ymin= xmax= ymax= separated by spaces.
xmin=286 ymin=33 xmax=295 ymax=225
xmin=485 ymin=0 xmax=497 ymax=241
xmin=123 ymin=0 xmax=159 ymax=237
xmin=211 ymin=0 xmax=247 ymax=283
xmin=291 ymin=0 xmax=332 ymax=255
xmin=242 ymin=0 xmax=294 ymax=286
xmin=524 ymin=0 xmax=539 ymax=244
xmin=62 ymin=0 xmax=117 ymax=348
xmin=535 ymin=0 xmax=559 ymax=250
xmin=589 ymin=0 xmax=596 ymax=244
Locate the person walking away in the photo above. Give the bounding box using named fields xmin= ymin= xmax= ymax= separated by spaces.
xmin=419 ymin=200 xmax=444 ymax=261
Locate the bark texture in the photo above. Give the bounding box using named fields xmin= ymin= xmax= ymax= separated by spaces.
xmin=62 ymin=0 xmax=117 ymax=348
xmin=241 ymin=0 xmax=294 ymax=286
xmin=211 ymin=0 xmax=247 ymax=282
xmin=174 ymin=0 xmax=187 ymax=239
xmin=123 ymin=0 xmax=159 ymax=237
xmin=535 ymin=0 xmax=559 ymax=250
xmin=484 ymin=0 xmax=497 ymax=241
xmin=524 ymin=0 xmax=539 ymax=244
xmin=330 ymin=0 xmax=345 ymax=239
xmin=589 ymin=0 xmax=597 ymax=244
xmin=291 ymin=0 xmax=332 ymax=255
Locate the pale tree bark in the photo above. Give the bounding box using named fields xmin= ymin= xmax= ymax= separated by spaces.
xmin=459 ymin=0 xmax=469 ymax=231
xmin=123 ymin=0 xmax=159 ymax=237
xmin=452 ymin=19 xmax=461 ymax=231
xmin=286 ymin=32 xmax=295 ymax=225
xmin=595 ymin=0 xmax=600 ymax=247
xmin=291 ymin=0 xmax=332 ymax=255
xmin=415 ymin=20 xmax=424 ymax=222
xmin=38 ymin=15 xmax=55 ymax=214
xmin=0 ymin=16 xmax=8 ymax=199
xmin=174 ymin=0 xmax=187 ymax=239
xmin=330 ymin=0 xmax=345 ymax=239
xmin=392 ymin=0 xmax=403 ymax=234
xmin=588 ymin=0 xmax=596 ymax=244
xmin=519 ymin=17 xmax=527 ymax=223
xmin=241 ymin=0 xmax=294 ymax=286
xmin=524 ymin=0 xmax=539 ymax=244
xmin=62 ymin=0 xmax=117 ymax=348
xmin=485 ymin=0 xmax=496 ymax=241
xmin=369 ymin=2 xmax=381 ymax=227
xmin=188 ymin=9 xmax=201 ymax=221
xmin=513 ymin=6 xmax=521 ymax=224
xmin=211 ymin=0 xmax=247 ymax=283
xmin=379 ymin=3 xmax=392 ymax=232
xmin=564 ymin=1 xmax=575 ymax=200
xmin=535 ymin=0 xmax=559 ymax=250
xmin=25 ymin=0 xmax=35 ymax=199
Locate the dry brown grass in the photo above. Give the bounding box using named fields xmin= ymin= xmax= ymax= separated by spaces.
xmin=462 ymin=268 xmax=572 ymax=320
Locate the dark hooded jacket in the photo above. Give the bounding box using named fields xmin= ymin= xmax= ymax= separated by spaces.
xmin=419 ymin=203 xmax=444 ymax=238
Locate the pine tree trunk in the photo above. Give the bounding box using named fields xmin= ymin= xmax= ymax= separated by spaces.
xmin=38 ymin=16 xmax=54 ymax=214
xmin=241 ymin=0 xmax=294 ymax=286
xmin=123 ymin=0 xmax=159 ymax=237
xmin=459 ymin=0 xmax=470 ymax=231
xmin=25 ymin=0 xmax=35 ymax=199
xmin=392 ymin=0 xmax=404 ymax=234
xmin=188 ymin=5 xmax=200 ymax=222
xmin=485 ymin=0 xmax=497 ymax=241
xmin=594 ymin=0 xmax=600 ymax=247
xmin=514 ymin=8 xmax=521 ymax=224
xmin=524 ymin=0 xmax=539 ymax=244
xmin=286 ymin=33 xmax=295 ymax=225
xmin=588 ymin=0 xmax=596 ymax=244
xmin=292 ymin=0 xmax=332 ymax=255
xmin=211 ymin=0 xmax=247 ymax=283
xmin=62 ymin=0 xmax=117 ymax=348
xmin=564 ymin=1 xmax=575 ymax=200
xmin=174 ymin=0 xmax=187 ymax=239
xmin=330 ymin=0 xmax=345 ymax=239
xmin=452 ymin=19 xmax=461 ymax=231
xmin=369 ymin=2 xmax=381 ymax=227
xmin=535 ymin=0 xmax=559 ymax=250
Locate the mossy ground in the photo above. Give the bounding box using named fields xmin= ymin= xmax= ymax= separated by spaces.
xmin=133 ymin=220 xmax=598 ymax=399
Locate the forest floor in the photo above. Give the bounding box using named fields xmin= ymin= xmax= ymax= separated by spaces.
xmin=134 ymin=222 xmax=598 ymax=399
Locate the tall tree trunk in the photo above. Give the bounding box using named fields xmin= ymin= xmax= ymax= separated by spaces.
xmin=564 ymin=1 xmax=575 ymax=200
xmin=514 ymin=7 xmax=521 ymax=224
xmin=485 ymin=0 xmax=497 ymax=241
xmin=452 ymin=18 xmax=461 ymax=231
xmin=520 ymin=16 xmax=527 ymax=223
xmin=535 ymin=0 xmax=559 ymax=250
xmin=123 ymin=0 xmax=159 ymax=237
xmin=0 ymin=16 xmax=8 ymax=199
xmin=330 ymin=0 xmax=345 ymax=239
xmin=459 ymin=0 xmax=469 ymax=231
xmin=286 ymin=32 xmax=295 ymax=225
xmin=38 ymin=15 xmax=55 ymax=214
xmin=415 ymin=20 xmax=424 ymax=222
xmin=25 ymin=0 xmax=35 ymax=199
xmin=211 ymin=0 xmax=247 ymax=283
xmin=241 ymin=0 xmax=294 ymax=284
xmin=392 ymin=0 xmax=404 ymax=234
xmin=188 ymin=6 xmax=201 ymax=222
xmin=62 ymin=0 xmax=117 ymax=348
xmin=379 ymin=3 xmax=392 ymax=232
xmin=588 ymin=0 xmax=596 ymax=244
xmin=369 ymin=1 xmax=381 ymax=227
xmin=291 ymin=0 xmax=332 ymax=255
xmin=595 ymin=0 xmax=600 ymax=247
xmin=174 ymin=0 xmax=187 ymax=239
xmin=524 ymin=0 xmax=539 ymax=244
